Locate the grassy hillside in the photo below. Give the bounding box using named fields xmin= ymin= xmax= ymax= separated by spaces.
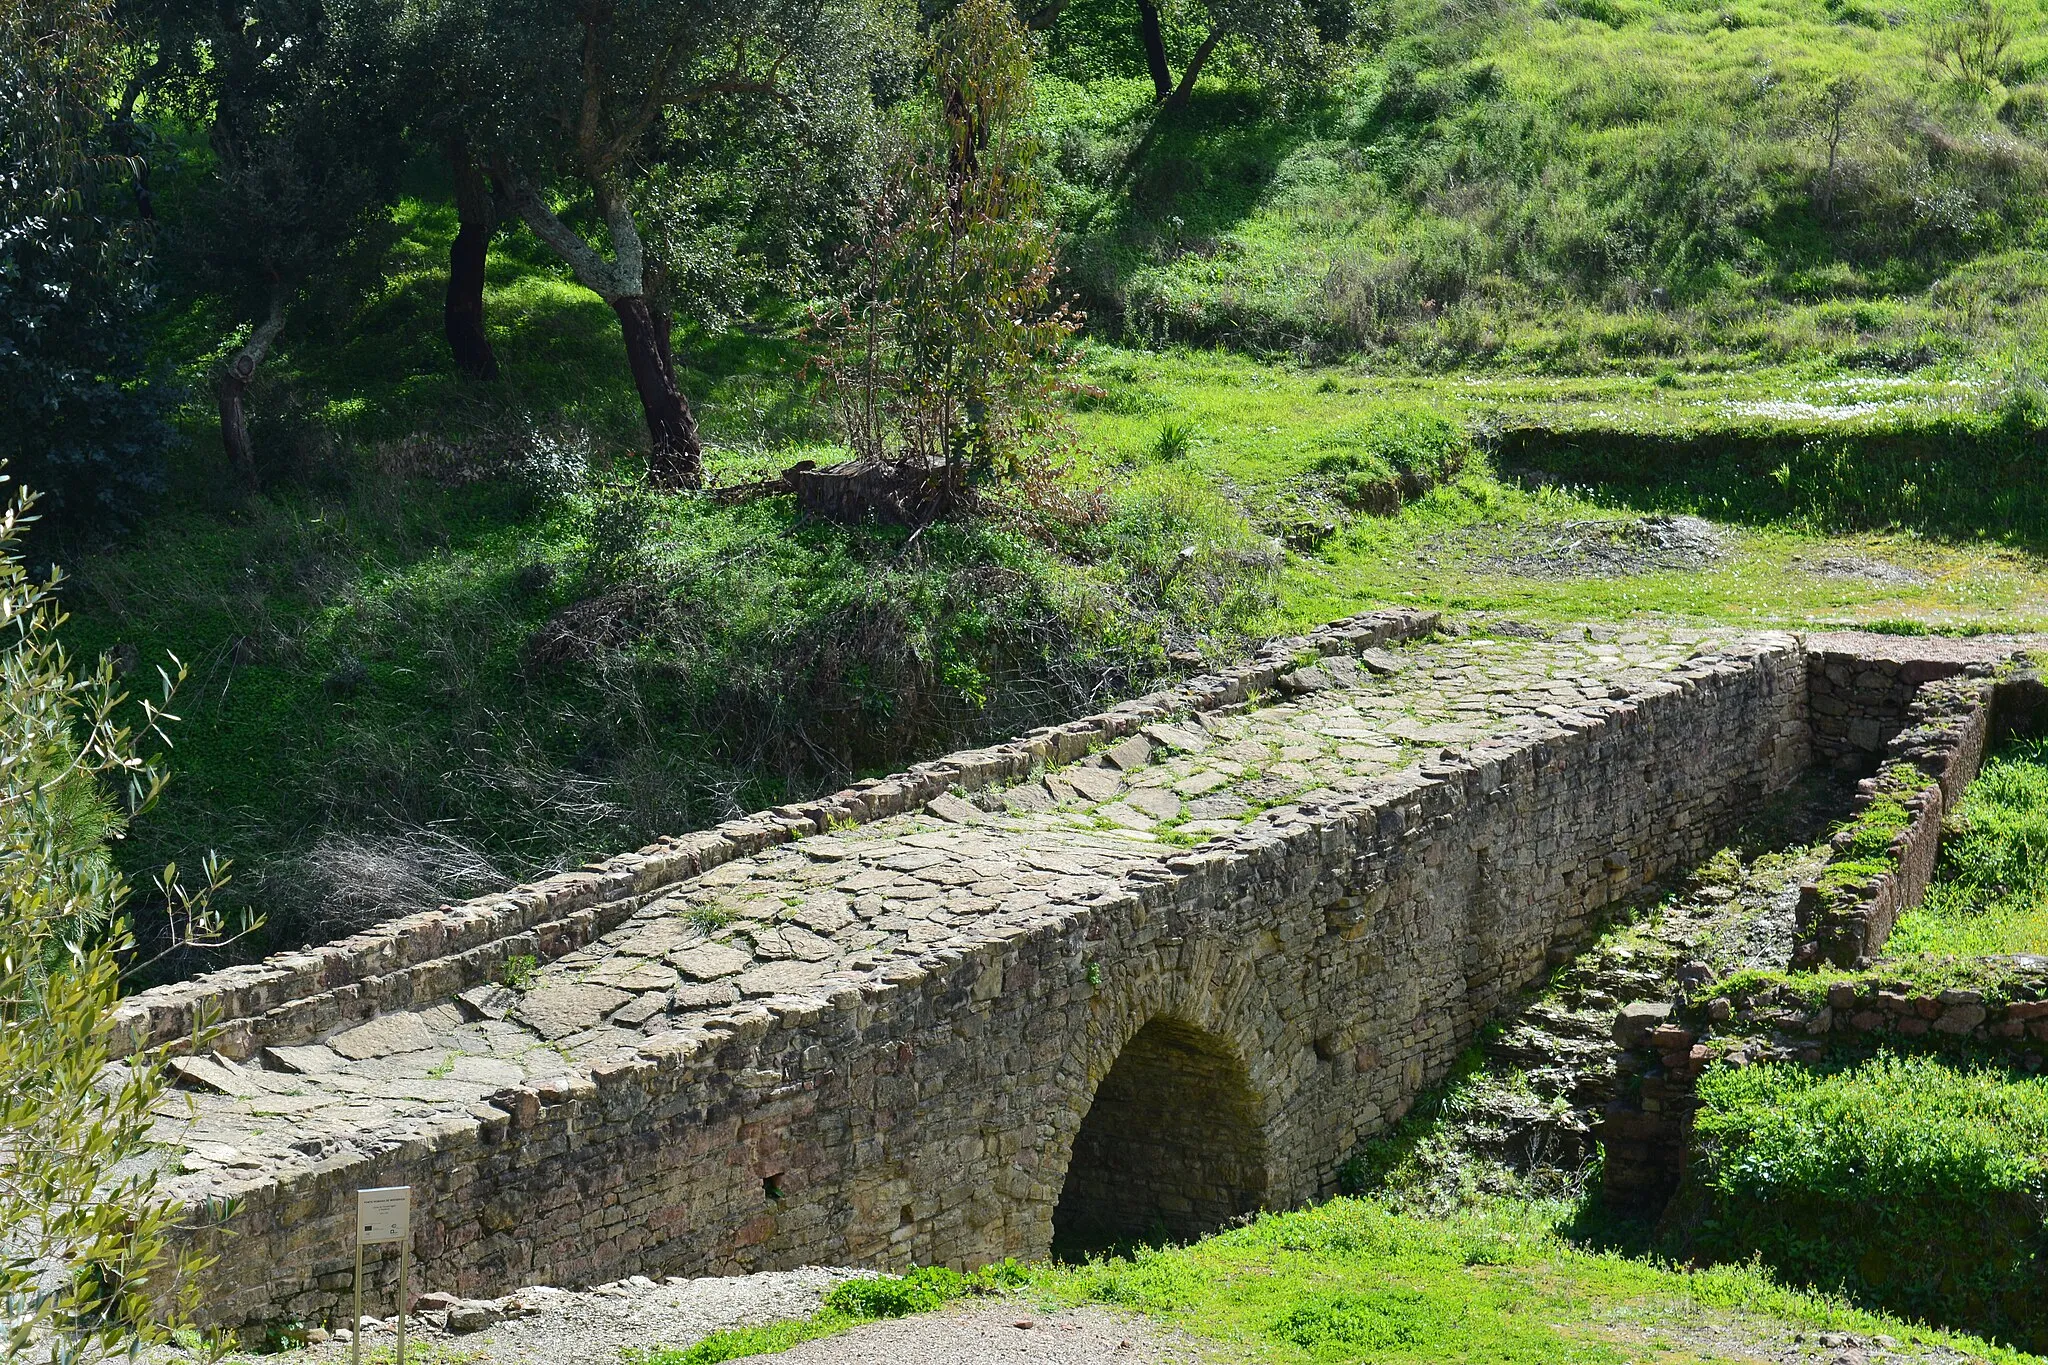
xmin=72 ymin=0 xmax=2048 ymax=971
xmin=615 ymin=1198 xmax=2040 ymax=1365
xmin=1040 ymin=0 xmax=2048 ymax=371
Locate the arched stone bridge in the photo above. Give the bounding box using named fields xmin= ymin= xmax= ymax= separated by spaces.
xmin=125 ymin=609 xmax=1827 ymax=1326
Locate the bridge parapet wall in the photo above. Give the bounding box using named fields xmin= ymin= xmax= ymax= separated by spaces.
xmin=167 ymin=629 xmax=1810 ymax=1328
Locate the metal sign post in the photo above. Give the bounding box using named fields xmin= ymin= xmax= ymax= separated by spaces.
xmin=354 ymin=1186 xmax=411 ymax=1365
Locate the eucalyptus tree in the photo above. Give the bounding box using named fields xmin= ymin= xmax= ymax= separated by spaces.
xmin=451 ymin=0 xmax=902 ymax=486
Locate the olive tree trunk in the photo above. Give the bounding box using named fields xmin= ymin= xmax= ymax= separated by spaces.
xmin=216 ymin=297 xmax=286 ymax=486
xmin=501 ymin=166 xmax=704 ymax=487
xmin=1138 ymin=0 xmax=1173 ymax=102
xmin=444 ymin=143 xmax=500 ymax=381
xmin=1165 ymin=24 xmax=1226 ymax=109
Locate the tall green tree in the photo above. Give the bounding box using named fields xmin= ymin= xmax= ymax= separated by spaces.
xmin=436 ymin=0 xmax=900 ymax=487
xmin=818 ymin=0 xmax=1074 ymax=501
xmin=0 ymin=0 xmax=172 ymax=530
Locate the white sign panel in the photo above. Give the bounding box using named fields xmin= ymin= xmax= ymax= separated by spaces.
xmin=357 ymin=1186 xmax=411 ymax=1245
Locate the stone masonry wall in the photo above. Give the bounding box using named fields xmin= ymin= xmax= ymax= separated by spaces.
xmin=1603 ymin=640 xmax=2039 ymax=1212
xmin=167 ymin=633 xmax=1809 ymax=1328
xmin=1795 ymin=670 xmax=1996 ymax=969
xmin=1804 ymin=634 xmax=2007 ymax=773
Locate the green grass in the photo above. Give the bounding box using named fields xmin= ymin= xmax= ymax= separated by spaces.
xmin=1063 ymin=345 xmax=2048 ymax=631
xmin=630 ymin=1200 xmax=2042 ymax=1364
xmin=1680 ymin=1053 xmax=2048 ymax=1352
xmin=71 ymin=456 xmax=1279 ymax=975
xmin=1037 ymin=0 xmax=2048 ymax=373
xmin=1892 ymin=735 xmax=2048 ymax=955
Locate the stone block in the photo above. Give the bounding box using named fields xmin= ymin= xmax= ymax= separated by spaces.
xmin=1613 ymin=1001 xmax=1672 ymax=1048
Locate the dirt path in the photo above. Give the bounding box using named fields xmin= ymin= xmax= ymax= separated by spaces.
xmin=726 ymin=1301 xmax=1209 ymax=1365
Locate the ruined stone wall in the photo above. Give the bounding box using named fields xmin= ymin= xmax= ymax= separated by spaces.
xmin=1804 ymin=634 xmax=2009 ymax=773
xmin=175 ymin=635 xmax=1809 ymax=1328
xmin=1601 ymin=961 xmax=2048 ymax=1212
xmin=1796 ymin=671 xmax=1996 ymax=968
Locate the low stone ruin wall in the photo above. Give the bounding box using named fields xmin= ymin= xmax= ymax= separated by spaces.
xmin=1795 ymin=670 xmax=1996 ymax=968
xmin=1604 ymin=642 xmax=2044 ymax=1211
xmin=1601 ymin=961 xmax=2048 ymax=1211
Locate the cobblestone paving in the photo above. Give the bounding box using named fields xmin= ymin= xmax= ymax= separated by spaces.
xmin=158 ymin=624 xmax=1746 ymax=1195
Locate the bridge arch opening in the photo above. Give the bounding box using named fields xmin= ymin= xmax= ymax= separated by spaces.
xmin=1052 ymin=1016 xmax=1268 ymax=1256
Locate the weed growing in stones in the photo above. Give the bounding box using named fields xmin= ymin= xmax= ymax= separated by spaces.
xmin=627 ymin=1264 xmax=1029 ymax=1365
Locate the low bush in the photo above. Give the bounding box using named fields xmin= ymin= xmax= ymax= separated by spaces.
xmin=1308 ymin=405 xmax=1472 ymax=513
xmin=1682 ymin=1053 xmax=2048 ymax=1352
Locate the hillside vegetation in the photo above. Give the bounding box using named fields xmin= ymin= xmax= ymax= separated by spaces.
xmin=1042 ymin=0 xmax=2048 ymax=372
xmin=43 ymin=0 xmax=2048 ymax=977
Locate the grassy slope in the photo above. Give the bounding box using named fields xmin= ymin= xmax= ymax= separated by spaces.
xmin=1041 ymin=0 xmax=2048 ymax=370
xmin=1681 ymin=1054 xmax=2048 ymax=1351
xmin=1063 ymin=344 xmax=2048 ymax=629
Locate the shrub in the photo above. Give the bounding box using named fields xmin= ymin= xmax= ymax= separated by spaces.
xmin=0 ymin=479 xmax=245 ymax=1360
xmin=815 ymin=0 xmax=1076 ymax=496
xmin=1683 ymin=1053 xmax=2048 ymax=1351
xmin=1309 ymin=405 xmax=1472 ymax=512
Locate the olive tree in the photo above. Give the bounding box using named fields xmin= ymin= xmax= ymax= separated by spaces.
xmin=1027 ymin=0 xmax=1339 ymax=105
xmin=0 ymin=479 xmax=246 ymax=1362
xmin=0 ymin=0 xmax=172 ymax=528
xmin=441 ymin=0 xmax=898 ymax=487
xmin=149 ymin=0 xmax=402 ymax=484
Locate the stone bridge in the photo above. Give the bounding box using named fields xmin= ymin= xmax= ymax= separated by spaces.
xmin=125 ymin=609 xmax=1840 ymax=1327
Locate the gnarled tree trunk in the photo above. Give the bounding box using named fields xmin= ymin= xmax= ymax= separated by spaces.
xmin=217 ymin=297 xmax=287 ymax=486
xmin=445 ymin=143 xmax=500 ymax=381
xmin=500 ymin=162 xmax=705 ymax=487
xmin=1165 ymin=24 xmax=1226 ymax=109
xmin=1138 ymin=0 xmax=1173 ymax=102
xmin=611 ymin=296 xmax=702 ymax=487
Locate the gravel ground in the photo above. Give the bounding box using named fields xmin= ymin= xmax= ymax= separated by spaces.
xmin=1807 ymin=555 xmax=1932 ymax=586
xmin=208 ymin=1268 xmax=856 ymax=1365
xmin=726 ymin=1302 xmax=1206 ymax=1364
xmin=195 ymin=1274 xmax=1208 ymax=1365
